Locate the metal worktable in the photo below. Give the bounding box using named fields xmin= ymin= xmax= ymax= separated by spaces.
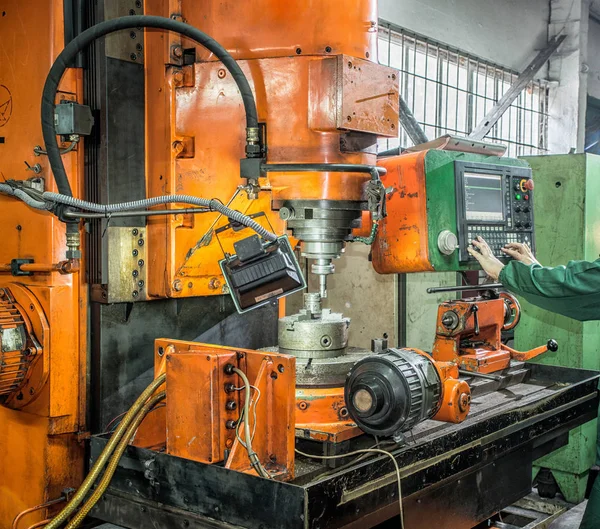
xmin=90 ymin=363 xmax=599 ymax=529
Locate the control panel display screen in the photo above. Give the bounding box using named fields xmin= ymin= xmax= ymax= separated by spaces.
xmin=464 ymin=173 xmax=504 ymax=222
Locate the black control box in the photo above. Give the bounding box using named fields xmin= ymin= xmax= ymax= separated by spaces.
xmin=455 ymin=161 xmax=535 ymax=263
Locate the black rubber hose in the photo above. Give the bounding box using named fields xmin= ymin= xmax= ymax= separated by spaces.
xmin=42 ymin=15 xmax=258 ymax=197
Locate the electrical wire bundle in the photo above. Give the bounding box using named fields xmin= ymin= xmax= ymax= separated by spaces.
xmin=0 ymin=180 xmax=277 ymax=242
xmin=40 ymin=375 xmax=167 ymax=529
xmin=232 ymin=367 xmax=271 ymax=479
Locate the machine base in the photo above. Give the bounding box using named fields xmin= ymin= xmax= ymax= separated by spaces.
xmin=90 ymin=363 xmax=599 ymax=529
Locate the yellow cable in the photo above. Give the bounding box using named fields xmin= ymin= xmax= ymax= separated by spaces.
xmin=42 ymin=374 xmax=166 ymax=529
xmin=64 ymin=391 xmax=166 ymax=529
xmin=295 ymin=448 xmax=404 ymax=528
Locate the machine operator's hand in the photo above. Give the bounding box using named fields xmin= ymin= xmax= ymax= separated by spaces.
xmin=501 ymin=242 xmax=540 ymax=266
xmin=467 ymin=236 xmax=505 ymax=281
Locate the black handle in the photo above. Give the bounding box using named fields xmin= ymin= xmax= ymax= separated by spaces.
xmin=471 ymin=304 xmax=480 ymax=336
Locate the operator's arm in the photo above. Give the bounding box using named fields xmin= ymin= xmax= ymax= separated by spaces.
xmin=468 ymin=237 xmax=600 ymax=321
xmin=500 ymin=259 xmax=600 ymax=321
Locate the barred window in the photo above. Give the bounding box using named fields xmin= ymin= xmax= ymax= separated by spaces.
xmin=378 ymin=21 xmax=550 ymax=157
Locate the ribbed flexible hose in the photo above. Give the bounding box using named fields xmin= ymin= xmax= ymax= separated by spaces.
xmin=43 ymin=192 xmax=277 ymax=242
xmin=42 ymin=374 xmax=166 ymax=529
xmin=64 ymin=391 xmax=166 ymax=529
xmin=0 ymin=184 xmax=52 ymax=210
xmin=42 ymin=15 xmax=258 ymax=197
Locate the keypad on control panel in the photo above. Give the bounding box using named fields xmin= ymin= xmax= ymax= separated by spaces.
xmin=467 ymin=225 xmax=531 ymax=258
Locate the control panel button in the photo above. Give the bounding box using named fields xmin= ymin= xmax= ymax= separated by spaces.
xmin=514 ymin=206 xmax=521 ymax=213
xmin=514 ymin=182 xmax=521 ymax=191
xmin=515 ymin=193 xmax=522 ymax=200
xmin=523 ymin=206 xmax=530 ymax=213
xmin=524 ymin=179 xmax=534 ymax=191
xmin=524 ymin=194 xmax=529 ymax=201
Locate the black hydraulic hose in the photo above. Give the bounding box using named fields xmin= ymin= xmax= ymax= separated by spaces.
xmin=42 ymin=15 xmax=258 ymax=197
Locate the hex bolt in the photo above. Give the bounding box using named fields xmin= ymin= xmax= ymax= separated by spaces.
xmin=172 ymin=71 xmax=184 ymax=86
xmin=132 ymin=270 xmax=139 ymax=278
xmin=132 ymin=228 xmax=139 ymax=236
xmin=132 ymin=290 xmax=139 ymax=298
xmin=138 ymin=238 xmax=144 ymax=246
xmin=172 ymin=45 xmax=183 ymax=59
xmin=138 ymin=280 xmax=145 ymax=288
xmin=133 ymin=249 xmax=139 ymax=257
xmin=138 ymin=259 xmax=145 ymax=267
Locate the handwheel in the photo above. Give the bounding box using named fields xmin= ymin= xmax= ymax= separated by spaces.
xmin=500 ymin=292 xmax=521 ymax=331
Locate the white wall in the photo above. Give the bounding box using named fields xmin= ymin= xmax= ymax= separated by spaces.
xmin=378 ymin=0 xmax=550 ymax=72
xmin=588 ymin=18 xmax=600 ymax=101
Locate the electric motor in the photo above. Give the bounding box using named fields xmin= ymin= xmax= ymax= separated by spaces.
xmin=0 ymin=286 xmax=44 ymax=407
xmin=345 ymin=348 xmax=443 ymax=438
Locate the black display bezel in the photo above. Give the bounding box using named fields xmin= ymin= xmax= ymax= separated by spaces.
xmin=454 ymin=160 xmax=534 ymax=263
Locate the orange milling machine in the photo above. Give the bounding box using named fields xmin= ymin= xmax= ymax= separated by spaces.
xmin=0 ymin=0 xmax=560 ymax=528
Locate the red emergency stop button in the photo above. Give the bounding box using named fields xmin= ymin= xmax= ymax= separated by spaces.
xmin=524 ymin=179 xmax=534 ymax=191
xmin=524 ymin=194 xmax=530 ymax=200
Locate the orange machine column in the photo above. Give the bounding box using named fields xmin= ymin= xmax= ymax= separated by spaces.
xmin=143 ymin=0 xmax=398 ymax=299
xmin=0 ymin=1 xmax=86 ymax=526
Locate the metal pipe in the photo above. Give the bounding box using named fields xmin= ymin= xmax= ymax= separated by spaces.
xmin=12 ymin=496 xmax=67 ymax=529
xmin=0 ymin=260 xmax=79 ymax=275
xmin=261 ymin=163 xmax=386 ymax=180
xmin=426 ymin=283 xmax=503 ymax=294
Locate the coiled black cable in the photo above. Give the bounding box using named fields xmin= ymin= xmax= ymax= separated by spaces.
xmin=42 ymin=15 xmax=258 ymax=197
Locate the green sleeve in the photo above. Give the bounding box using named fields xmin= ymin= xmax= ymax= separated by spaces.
xmin=498 ymin=259 xmax=600 ymax=322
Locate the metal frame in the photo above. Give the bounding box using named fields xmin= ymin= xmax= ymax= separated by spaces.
xmin=377 ymin=20 xmax=551 ymax=157
xmin=469 ymin=35 xmax=566 ymax=140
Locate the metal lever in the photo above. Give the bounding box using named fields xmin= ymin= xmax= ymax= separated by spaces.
xmin=471 ymin=305 xmax=479 ymax=336
xmin=427 ymin=283 xmax=503 ymax=294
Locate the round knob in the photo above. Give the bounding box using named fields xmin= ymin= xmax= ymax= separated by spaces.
xmin=524 ymin=179 xmax=534 ymax=191
xmin=547 ymin=339 xmax=558 ymax=352
xmin=514 ymin=206 xmax=522 ymax=213
xmin=437 ymin=230 xmax=458 ymax=256
xmin=514 ymin=182 xmax=521 ymax=191
xmin=523 ymin=206 xmax=530 ymax=213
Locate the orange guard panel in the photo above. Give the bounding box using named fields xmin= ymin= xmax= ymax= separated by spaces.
xmin=373 ymin=152 xmax=434 ymax=273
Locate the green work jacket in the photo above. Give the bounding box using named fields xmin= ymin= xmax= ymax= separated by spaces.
xmin=499 ymin=259 xmax=600 ymax=322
